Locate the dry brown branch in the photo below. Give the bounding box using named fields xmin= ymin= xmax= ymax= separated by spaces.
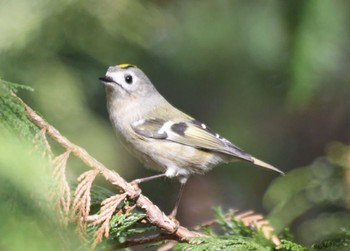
xmin=157 ymin=240 xmax=177 ymax=251
xmin=113 ymin=233 xmax=178 ymax=250
xmin=12 ymin=93 xmax=203 ymax=247
xmin=235 ymin=211 xmax=280 ymax=245
xmin=32 ymin=127 xmax=52 ymax=159
xmin=40 ymin=127 xmax=52 ymax=153
xmin=72 ymin=169 xmax=99 ymax=235
xmin=91 ymin=193 xmax=127 ymax=249
xmin=194 ymin=210 xmax=280 ymax=246
xmin=52 ymin=150 xmax=71 ymax=224
xmin=193 ymin=210 xmax=238 ymax=230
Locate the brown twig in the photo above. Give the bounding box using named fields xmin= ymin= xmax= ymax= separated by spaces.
xmin=52 ymin=150 xmax=71 ymax=224
xmin=194 ymin=210 xmax=281 ymax=246
xmin=91 ymin=193 xmax=127 ymax=249
xmin=13 ymin=93 xmax=203 ymax=246
xmin=72 ymin=169 xmax=100 ymax=237
xmin=113 ymin=232 xmax=178 ymax=250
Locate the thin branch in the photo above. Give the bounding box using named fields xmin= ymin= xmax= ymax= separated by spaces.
xmin=72 ymin=169 xmax=100 ymax=237
xmin=113 ymin=232 xmax=177 ymax=249
xmin=91 ymin=193 xmax=127 ymax=249
xmin=157 ymin=240 xmax=177 ymax=251
xmin=195 ymin=210 xmax=281 ymax=246
xmin=52 ymin=150 xmax=71 ymax=224
xmin=13 ymin=93 xmax=203 ymax=243
xmin=235 ymin=211 xmax=280 ymax=245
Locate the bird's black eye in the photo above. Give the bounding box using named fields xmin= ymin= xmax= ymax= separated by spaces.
xmin=125 ymin=75 xmax=133 ymax=84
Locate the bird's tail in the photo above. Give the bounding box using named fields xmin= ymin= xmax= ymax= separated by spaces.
xmin=251 ymin=157 xmax=284 ymax=175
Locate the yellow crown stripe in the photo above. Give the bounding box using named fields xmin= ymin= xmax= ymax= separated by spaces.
xmin=117 ymin=64 xmax=137 ymax=69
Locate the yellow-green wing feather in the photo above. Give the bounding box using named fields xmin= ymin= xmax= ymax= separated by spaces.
xmin=131 ymin=118 xmax=253 ymax=162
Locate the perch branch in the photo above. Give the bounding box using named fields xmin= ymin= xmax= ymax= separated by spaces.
xmin=13 ymin=92 xmax=281 ymax=248
xmin=13 ymin=93 xmax=203 ymax=243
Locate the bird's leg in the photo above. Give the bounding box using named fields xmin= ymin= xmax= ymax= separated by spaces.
xmin=169 ymin=180 xmax=186 ymax=218
xmin=131 ymin=173 xmax=167 ymax=184
xmin=129 ymin=173 xmax=167 ymax=200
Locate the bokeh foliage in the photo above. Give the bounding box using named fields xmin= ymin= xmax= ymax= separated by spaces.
xmin=0 ymin=82 xmax=83 ymax=251
xmin=1 ymin=0 xmax=350 ymax=249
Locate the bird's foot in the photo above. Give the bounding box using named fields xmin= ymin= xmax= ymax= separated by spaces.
xmin=130 ymin=178 xmax=142 ymax=186
xmin=129 ymin=180 xmax=142 ymax=200
xmin=167 ymin=214 xmax=180 ymax=234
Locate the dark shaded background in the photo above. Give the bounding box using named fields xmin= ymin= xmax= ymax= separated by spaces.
xmin=1 ymin=0 xmax=350 ymax=246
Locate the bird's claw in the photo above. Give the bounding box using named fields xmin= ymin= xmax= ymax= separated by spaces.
xmin=129 ymin=180 xmax=142 ymax=200
xmin=168 ymin=215 xmax=180 ymax=234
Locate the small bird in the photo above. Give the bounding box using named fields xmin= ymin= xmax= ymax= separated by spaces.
xmin=100 ymin=64 xmax=283 ymax=216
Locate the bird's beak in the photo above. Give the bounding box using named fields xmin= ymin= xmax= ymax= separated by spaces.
xmin=99 ymin=76 xmax=117 ymax=88
xmin=99 ymin=76 xmax=114 ymax=83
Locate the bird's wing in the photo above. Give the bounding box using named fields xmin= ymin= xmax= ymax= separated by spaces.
xmin=131 ymin=118 xmax=168 ymax=139
xmin=131 ymin=118 xmax=253 ymax=162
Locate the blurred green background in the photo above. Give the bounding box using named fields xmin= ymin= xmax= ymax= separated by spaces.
xmin=1 ymin=0 xmax=350 ymax=248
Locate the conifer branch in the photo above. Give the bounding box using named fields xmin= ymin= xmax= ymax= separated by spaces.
xmin=114 ymin=233 xmax=177 ymax=249
xmin=194 ymin=210 xmax=280 ymax=246
xmin=91 ymin=193 xmax=127 ymax=249
xmin=52 ymin=150 xmax=71 ymax=224
xmin=10 ymin=91 xmax=281 ymax=249
xmin=72 ymin=169 xmax=100 ymax=237
xmin=12 ymin=92 xmax=203 ymax=246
